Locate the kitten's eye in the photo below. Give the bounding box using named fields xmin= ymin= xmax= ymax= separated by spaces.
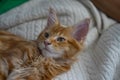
xmin=44 ymin=32 xmax=49 ymax=38
xmin=57 ymin=37 xmax=65 ymax=42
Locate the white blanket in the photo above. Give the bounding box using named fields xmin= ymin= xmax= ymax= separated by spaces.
xmin=0 ymin=0 xmax=120 ymax=80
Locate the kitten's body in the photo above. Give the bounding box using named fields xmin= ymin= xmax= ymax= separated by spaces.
xmin=0 ymin=8 xmax=90 ymax=80
xmin=0 ymin=30 xmax=71 ymax=80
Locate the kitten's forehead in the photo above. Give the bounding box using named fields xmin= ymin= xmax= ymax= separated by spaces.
xmin=49 ymin=25 xmax=71 ymax=36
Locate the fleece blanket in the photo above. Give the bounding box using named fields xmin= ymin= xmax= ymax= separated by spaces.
xmin=0 ymin=0 xmax=28 ymax=14
xmin=0 ymin=0 xmax=120 ymax=80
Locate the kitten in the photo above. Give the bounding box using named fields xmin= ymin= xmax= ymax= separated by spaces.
xmin=0 ymin=8 xmax=90 ymax=80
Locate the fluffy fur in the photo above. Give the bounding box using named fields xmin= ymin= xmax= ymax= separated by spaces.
xmin=0 ymin=8 xmax=90 ymax=80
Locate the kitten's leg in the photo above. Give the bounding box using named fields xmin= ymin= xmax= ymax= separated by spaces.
xmin=7 ymin=68 xmax=33 ymax=80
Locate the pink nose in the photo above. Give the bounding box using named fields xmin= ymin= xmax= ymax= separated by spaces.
xmin=44 ymin=41 xmax=51 ymax=46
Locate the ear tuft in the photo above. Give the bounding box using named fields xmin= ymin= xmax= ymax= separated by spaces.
xmin=47 ymin=7 xmax=59 ymax=27
xmin=72 ymin=18 xmax=90 ymax=41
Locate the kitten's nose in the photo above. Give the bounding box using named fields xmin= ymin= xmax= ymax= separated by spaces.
xmin=44 ymin=41 xmax=51 ymax=46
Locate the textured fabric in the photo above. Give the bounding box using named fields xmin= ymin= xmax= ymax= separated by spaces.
xmin=0 ymin=0 xmax=120 ymax=80
xmin=79 ymin=0 xmax=116 ymax=33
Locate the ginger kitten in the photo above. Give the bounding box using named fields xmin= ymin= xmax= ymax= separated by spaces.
xmin=0 ymin=8 xmax=90 ymax=80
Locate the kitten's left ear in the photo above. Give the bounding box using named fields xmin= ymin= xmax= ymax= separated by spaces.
xmin=72 ymin=19 xmax=90 ymax=41
xmin=47 ymin=7 xmax=59 ymax=27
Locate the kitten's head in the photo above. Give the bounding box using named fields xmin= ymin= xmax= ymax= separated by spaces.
xmin=37 ymin=8 xmax=90 ymax=59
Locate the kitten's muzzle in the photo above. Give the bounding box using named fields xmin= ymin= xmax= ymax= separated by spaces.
xmin=44 ymin=41 xmax=51 ymax=46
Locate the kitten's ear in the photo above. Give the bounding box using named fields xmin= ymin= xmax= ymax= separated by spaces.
xmin=47 ymin=8 xmax=59 ymax=27
xmin=72 ymin=19 xmax=90 ymax=41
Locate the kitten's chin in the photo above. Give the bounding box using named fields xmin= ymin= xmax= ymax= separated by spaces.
xmin=38 ymin=43 xmax=64 ymax=58
xmin=41 ymin=49 xmax=63 ymax=58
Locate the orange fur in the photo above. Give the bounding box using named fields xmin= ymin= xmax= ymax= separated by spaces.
xmin=0 ymin=8 xmax=89 ymax=80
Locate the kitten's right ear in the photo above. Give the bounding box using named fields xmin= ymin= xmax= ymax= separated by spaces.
xmin=72 ymin=19 xmax=90 ymax=41
xmin=47 ymin=7 xmax=59 ymax=27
